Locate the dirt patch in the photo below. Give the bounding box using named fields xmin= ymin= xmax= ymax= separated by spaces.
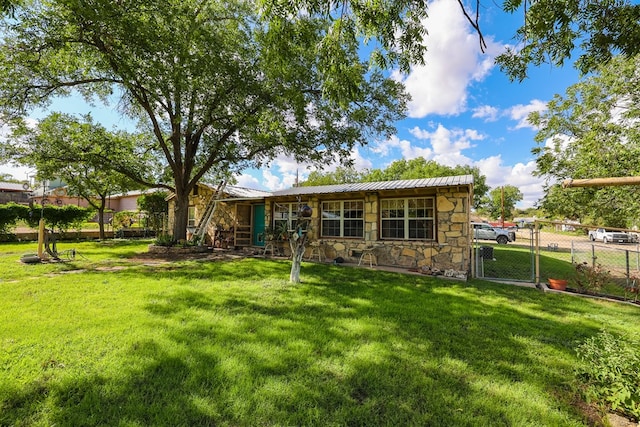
xmin=95 ymin=266 xmax=127 ymax=272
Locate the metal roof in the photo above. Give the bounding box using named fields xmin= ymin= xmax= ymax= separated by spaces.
xmin=224 ymin=185 xmax=271 ymax=199
xmin=0 ymin=182 xmax=27 ymax=192
xmin=271 ymin=174 xmax=474 ymax=197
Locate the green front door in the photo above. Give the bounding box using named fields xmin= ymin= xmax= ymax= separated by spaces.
xmin=252 ymin=204 xmax=266 ymax=246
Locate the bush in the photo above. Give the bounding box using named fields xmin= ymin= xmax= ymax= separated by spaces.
xmin=576 ymin=330 xmax=640 ymax=421
xmin=137 ymin=192 xmax=168 ymax=233
xmin=154 ymin=234 xmax=175 ymax=247
xmin=0 ymin=203 xmax=28 ymax=234
xmin=572 ymin=262 xmax=612 ymax=293
xmin=112 ymin=210 xmax=138 ymax=230
xmin=23 ymin=204 xmax=94 ymax=232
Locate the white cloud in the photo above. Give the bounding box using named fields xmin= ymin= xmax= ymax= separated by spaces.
xmin=0 ymin=122 xmax=35 ymax=181
xmin=350 ymin=146 xmax=374 ymax=171
xmin=474 ymin=155 xmax=544 ymax=208
xmin=472 ymin=105 xmax=499 ymax=122
xmin=255 ymin=146 xmax=374 ymax=190
xmin=506 ymin=99 xmax=547 ymax=130
xmin=405 ymin=124 xmax=484 ymax=166
xmin=234 ymin=173 xmax=261 ymax=189
xmin=394 ymin=0 xmax=503 ymax=118
xmin=261 ymin=169 xmax=284 ymax=191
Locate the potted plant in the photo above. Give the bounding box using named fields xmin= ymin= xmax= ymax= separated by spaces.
xmin=547 ymin=278 xmax=568 ymax=290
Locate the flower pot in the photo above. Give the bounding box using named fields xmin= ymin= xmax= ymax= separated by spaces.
xmin=547 ymin=278 xmax=568 ymax=290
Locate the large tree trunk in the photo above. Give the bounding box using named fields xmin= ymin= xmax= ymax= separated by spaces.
xmin=172 ymin=190 xmax=190 ymax=240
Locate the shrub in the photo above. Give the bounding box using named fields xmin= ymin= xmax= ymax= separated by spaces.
xmin=0 ymin=203 xmax=28 ymax=234
xmin=23 ymin=204 xmax=94 ymax=232
xmin=112 ymin=210 xmax=138 ymax=230
xmin=572 ymin=262 xmax=612 ymax=293
xmin=137 ymin=192 xmax=168 ymax=232
xmin=576 ymin=330 xmax=640 ymax=421
xmin=154 ymin=234 xmax=175 ymax=247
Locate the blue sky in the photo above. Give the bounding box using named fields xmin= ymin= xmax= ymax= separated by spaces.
xmin=1 ymin=0 xmax=582 ymax=208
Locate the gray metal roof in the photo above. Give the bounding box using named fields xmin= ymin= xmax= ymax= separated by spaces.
xmin=224 ymin=185 xmax=271 ymax=199
xmin=271 ymin=174 xmax=474 ymax=197
xmin=0 ymin=182 xmax=27 ymax=192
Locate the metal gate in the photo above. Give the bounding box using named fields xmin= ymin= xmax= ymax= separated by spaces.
xmin=474 ymin=226 xmax=535 ymax=282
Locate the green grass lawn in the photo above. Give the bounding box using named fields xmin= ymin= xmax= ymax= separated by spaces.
xmin=1 ymin=240 xmax=639 ymax=426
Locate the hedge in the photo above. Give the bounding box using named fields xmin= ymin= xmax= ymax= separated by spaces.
xmin=0 ymin=203 xmax=94 ymax=234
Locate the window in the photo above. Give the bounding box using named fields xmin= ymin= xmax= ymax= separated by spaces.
xmin=321 ymin=200 xmax=364 ymax=238
xmin=187 ymin=206 xmax=196 ymax=227
xmin=381 ymin=197 xmax=434 ymax=240
xmin=273 ymin=202 xmax=298 ymax=231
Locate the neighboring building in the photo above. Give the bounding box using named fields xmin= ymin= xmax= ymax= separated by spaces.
xmin=171 ymin=175 xmax=474 ymax=273
xmin=28 ymin=185 xmax=164 ymax=224
xmin=0 ymin=182 xmax=30 ymax=204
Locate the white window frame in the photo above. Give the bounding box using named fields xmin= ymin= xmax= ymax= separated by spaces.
xmin=273 ymin=202 xmax=298 ymax=230
xmin=187 ymin=206 xmax=196 ymax=227
xmin=321 ymin=200 xmax=364 ymax=238
xmin=380 ymin=197 xmax=435 ymax=240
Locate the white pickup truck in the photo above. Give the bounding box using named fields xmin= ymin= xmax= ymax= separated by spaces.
xmin=471 ymin=222 xmax=515 ymax=244
xmin=588 ymin=228 xmax=632 ymax=244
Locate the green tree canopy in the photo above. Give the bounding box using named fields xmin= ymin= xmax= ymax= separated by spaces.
xmin=482 ymin=185 xmax=523 ymax=221
xmin=496 ymin=0 xmax=640 ymax=80
xmin=7 ymin=113 xmax=147 ymax=238
xmin=4 ymin=0 xmax=640 ymax=81
xmin=301 ymin=158 xmax=489 ymax=209
xmin=137 ymin=191 xmax=169 ymax=233
xmin=0 ymin=0 xmax=407 ymax=239
xmin=530 ymin=55 xmax=640 ymax=227
xmin=300 ymin=166 xmax=366 ymax=186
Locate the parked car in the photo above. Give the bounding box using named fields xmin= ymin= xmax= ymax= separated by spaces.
xmin=471 ymin=222 xmax=514 ymax=244
xmin=588 ymin=228 xmax=632 ymax=244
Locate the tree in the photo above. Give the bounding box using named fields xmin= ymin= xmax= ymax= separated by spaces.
xmin=0 ymin=173 xmax=18 ymax=182
xmin=0 ymin=0 xmax=407 ymax=241
xmin=263 ymin=0 xmax=640 ymax=81
xmin=301 ymin=158 xmax=489 ymax=208
xmin=496 ymin=0 xmax=640 ymax=80
xmin=482 ymin=185 xmax=523 ymax=221
xmin=137 ymin=191 xmax=169 ymax=234
xmin=8 ymin=113 xmax=147 ymax=239
xmin=537 ymin=183 xmax=594 ymax=223
xmin=363 ymin=158 xmax=488 ymax=209
xmin=530 ymin=55 xmax=640 ymax=227
xmin=301 ymin=166 xmax=366 ymax=186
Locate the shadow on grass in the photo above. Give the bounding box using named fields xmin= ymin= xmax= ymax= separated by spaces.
xmin=4 ymin=258 xmax=638 ymax=426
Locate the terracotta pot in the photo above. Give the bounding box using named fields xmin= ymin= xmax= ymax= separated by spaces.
xmin=548 ymin=278 xmax=568 ymax=290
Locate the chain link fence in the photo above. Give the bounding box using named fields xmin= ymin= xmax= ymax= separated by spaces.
xmin=474 ymin=227 xmax=534 ymax=282
xmin=475 ymin=220 xmax=639 ymax=303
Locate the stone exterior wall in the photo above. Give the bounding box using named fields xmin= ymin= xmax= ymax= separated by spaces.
xmin=265 ymin=185 xmax=472 ymax=273
xmin=175 ymin=183 xmax=472 ymax=274
xmin=170 ymin=185 xmax=242 ymax=245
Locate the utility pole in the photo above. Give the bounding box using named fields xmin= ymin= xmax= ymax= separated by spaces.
xmin=501 ymin=186 xmax=504 ymax=228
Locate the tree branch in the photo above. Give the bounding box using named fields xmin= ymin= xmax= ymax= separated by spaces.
xmin=457 ymin=0 xmax=487 ymax=53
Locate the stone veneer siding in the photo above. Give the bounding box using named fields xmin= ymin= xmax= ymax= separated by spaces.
xmin=169 ymin=185 xmax=244 ymax=245
xmin=265 ymin=185 xmax=472 ymax=273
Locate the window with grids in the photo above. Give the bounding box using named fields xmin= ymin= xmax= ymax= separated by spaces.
xmin=321 ymin=200 xmax=364 ymax=238
xmin=381 ymin=197 xmax=435 ymax=240
xmin=273 ymin=202 xmax=298 ymax=231
xmin=187 ymin=206 xmax=196 ymax=227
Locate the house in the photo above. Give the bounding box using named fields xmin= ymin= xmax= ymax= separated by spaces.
xmin=27 ymin=184 xmax=165 ymax=225
xmin=172 ymin=174 xmax=474 ymax=273
xmin=0 ymin=182 xmax=30 ymax=204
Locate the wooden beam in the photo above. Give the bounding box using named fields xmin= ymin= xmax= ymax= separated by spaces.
xmin=562 ymin=176 xmax=640 ymax=188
